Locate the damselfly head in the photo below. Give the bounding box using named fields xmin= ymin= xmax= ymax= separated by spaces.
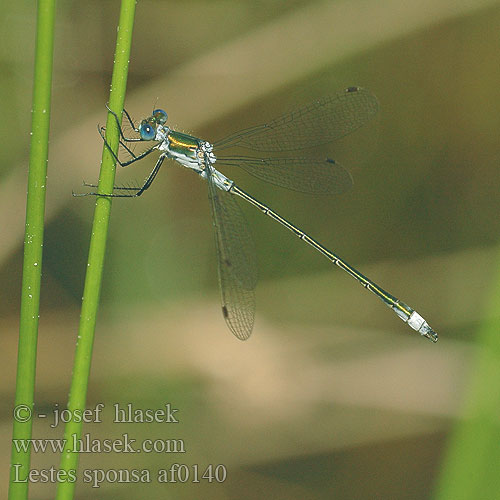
xmin=153 ymin=109 xmax=168 ymax=124
xmin=139 ymin=109 xmax=168 ymax=140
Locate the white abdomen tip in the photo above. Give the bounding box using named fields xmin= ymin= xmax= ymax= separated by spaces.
xmin=408 ymin=311 xmax=438 ymax=342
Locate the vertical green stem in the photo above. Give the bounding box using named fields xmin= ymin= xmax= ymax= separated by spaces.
xmin=434 ymin=257 xmax=500 ymax=500
xmin=9 ymin=1 xmax=56 ymax=499
xmin=55 ymin=1 xmax=136 ymax=498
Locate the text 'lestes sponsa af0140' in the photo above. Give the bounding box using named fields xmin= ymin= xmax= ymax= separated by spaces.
xmin=77 ymin=87 xmax=438 ymax=343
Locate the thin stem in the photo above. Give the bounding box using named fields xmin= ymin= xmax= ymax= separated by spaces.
xmin=8 ymin=1 xmax=56 ymax=499
xmin=434 ymin=255 xmax=500 ymax=499
xmin=55 ymin=1 xmax=137 ymax=498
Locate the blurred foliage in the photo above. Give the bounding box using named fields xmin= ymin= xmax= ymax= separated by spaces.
xmin=2 ymin=1 xmax=500 ymax=499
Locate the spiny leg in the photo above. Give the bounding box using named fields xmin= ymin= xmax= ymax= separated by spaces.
xmin=98 ymin=124 xmax=157 ymax=167
xmin=117 ymin=135 xmax=137 ymax=160
xmin=122 ymin=107 xmax=137 ymax=132
xmin=73 ymin=155 xmax=166 ymax=198
xmin=104 ymin=103 xmax=141 ymax=141
xmin=80 ymin=180 xmax=140 ymax=191
xmin=98 ymin=124 xmax=137 ymax=161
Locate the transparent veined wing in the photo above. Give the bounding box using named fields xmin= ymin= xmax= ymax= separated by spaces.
xmin=213 ymin=87 xmax=378 ymax=152
xmin=215 ymin=156 xmax=353 ymax=195
xmin=205 ymin=162 xmax=257 ymax=340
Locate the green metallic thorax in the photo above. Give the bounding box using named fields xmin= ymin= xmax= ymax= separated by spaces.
xmin=167 ymin=130 xmax=201 ymax=159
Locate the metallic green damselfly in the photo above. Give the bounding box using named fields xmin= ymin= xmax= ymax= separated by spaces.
xmin=77 ymin=87 xmax=438 ymax=343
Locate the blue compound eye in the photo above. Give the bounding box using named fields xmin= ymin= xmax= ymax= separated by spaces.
xmin=139 ymin=121 xmax=156 ymax=140
xmin=153 ymin=109 xmax=168 ymax=125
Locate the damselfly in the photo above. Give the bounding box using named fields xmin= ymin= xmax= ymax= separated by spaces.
xmin=77 ymin=87 xmax=438 ymax=342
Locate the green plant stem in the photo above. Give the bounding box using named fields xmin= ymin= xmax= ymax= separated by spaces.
xmin=55 ymin=1 xmax=136 ymax=498
xmin=8 ymin=1 xmax=56 ymax=499
xmin=434 ymin=256 xmax=500 ymax=500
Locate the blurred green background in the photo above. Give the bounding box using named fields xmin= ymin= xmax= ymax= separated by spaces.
xmin=2 ymin=0 xmax=500 ymax=498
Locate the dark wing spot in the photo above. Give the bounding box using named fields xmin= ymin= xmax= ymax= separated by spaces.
xmin=222 ymin=305 xmax=229 ymax=318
